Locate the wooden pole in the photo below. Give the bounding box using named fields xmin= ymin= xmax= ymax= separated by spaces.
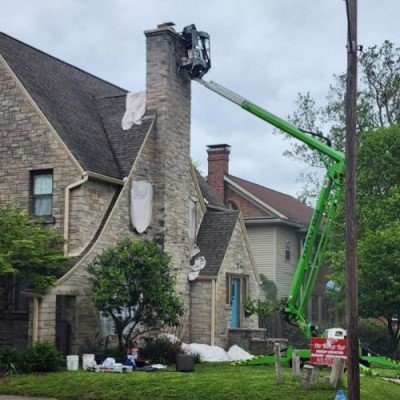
xmin=345 ymin=0 xmax=360 ymax=399
xmin=274 ymin=343 xmax=283 ymax=384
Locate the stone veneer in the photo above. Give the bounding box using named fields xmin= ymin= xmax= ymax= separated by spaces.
xmin=144 ymin=26 xmax=194 ymax=340
xmin=0 ymin=58 xmax=81 ymax=234
xmin=0 ymin=57 xmax=81 ymax=347
xmin=1 ymin=25 xmax=260 ymax=353
xmin=190 ymin=219 xmax=259 ymax=348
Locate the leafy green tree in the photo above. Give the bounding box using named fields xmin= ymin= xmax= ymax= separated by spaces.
xmin=282 ymin=41 xmax=400 ymax=203
xmin=244 ymin=274 xmax=279 ymax=333
xmin=0 ymin=206 xmax=66 ymax=315
xmin=88 ymin=238 xmax=184 ymax=355
xmin=326 ymin=125 xmax=400 ymax=355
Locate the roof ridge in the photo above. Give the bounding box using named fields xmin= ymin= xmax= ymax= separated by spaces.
xmin=0 ymin=31 xmax=127 ymax=93
xmin=227 ymin=174 xmax=304 ymax=203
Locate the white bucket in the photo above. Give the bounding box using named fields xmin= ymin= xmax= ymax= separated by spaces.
xmin=66 ymin=355 xmax=79 ymax=371
xmin=82 ymin=353 xmax=95 ymax=369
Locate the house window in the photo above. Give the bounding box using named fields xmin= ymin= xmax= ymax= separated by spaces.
xmin=285 ymin=241 xmax=291 ymax=261
xmin=11 ymin=281 xmax=29 ymax=313
xmin=30 ymin=170 xmax=53 ymax=217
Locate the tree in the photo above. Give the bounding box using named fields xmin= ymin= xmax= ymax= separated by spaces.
xmin=282 ymin=41 xmax=400 ymax=203
xmin=327 ymin=125 xmax=400 ymax=355
xmin=0 ymin=206 xmax=66 ymax=315
xmin=244 ymin=274 xmax=279 ymax=334
xmin=88 ymin=238 xmax=184 ymax=355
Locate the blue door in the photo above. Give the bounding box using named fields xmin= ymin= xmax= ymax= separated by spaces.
xmin=231 ymin=278 xmax=240 ymax=328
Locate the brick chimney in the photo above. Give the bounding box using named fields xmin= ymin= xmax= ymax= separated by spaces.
xmin=207 ymin=144 xmax=231 ymax=203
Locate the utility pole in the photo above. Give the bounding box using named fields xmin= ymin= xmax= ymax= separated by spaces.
xmin=344 ymin=0 xmax=360 ymax=399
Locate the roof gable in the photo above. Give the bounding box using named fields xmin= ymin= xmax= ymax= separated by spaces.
xmin=196 ymin=211 xmax=238 ymax=276
xmin=0 ymin=32 xmax=148 ymax=179
xmin=195 ymin=170 xmax=226 ymax=209
xmin=227 ymin=174 xmax=313 ymax=226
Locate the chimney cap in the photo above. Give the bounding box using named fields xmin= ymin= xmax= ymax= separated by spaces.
xmin=157 ymin=22 xmax=176 ymax=28
xmin=207 ymin=144 xmax=231 ymax=150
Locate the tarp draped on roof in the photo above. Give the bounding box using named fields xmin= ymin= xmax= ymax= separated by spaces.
xmin=0 ymin=32 xmax=153 ymax=179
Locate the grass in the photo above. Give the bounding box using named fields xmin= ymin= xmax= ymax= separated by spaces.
xmin=0 ymin=363 xmax=399 ymax=399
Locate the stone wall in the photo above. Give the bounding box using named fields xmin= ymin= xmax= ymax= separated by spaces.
xmin=190 ymin=218 xmax=259 ymax=348
xmin=145 ymin=26 xmax=193 ymax=341
xmin=189 ymin=280 xmax=212 ymax=344
xmin=44 ymin=124 xmax=156 ymax=353
xmin=0 ymin=57 xmax=82 ymax=347
xmin=0 ymin=58 xmax=82 ymax=235
xmin=68 ymin=179 xmax=118 ymax=255
xmin=215 ymin=219 xmax=259 ymax=348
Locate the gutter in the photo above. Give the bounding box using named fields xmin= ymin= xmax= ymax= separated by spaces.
xmin=64 ymin=174 xmax=89 ymax=255
xmin=244 ymin=217 xmax=305 ymax=230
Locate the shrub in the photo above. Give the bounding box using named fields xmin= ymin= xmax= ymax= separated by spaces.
xmin=358 ymin=318 xmax=392 ymax=356
xmin=21 ymin=342 xmax=63 ymax=372
xmin=139 ymin=338 xmax=183 ymax=365
xmin=0 ymin=346 xmax=22 ymax=375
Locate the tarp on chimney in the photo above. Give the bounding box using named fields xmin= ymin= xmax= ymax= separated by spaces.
xmin=122 ymin=91 xmax=146 ymax=129
xmin=130 ymin=180 xmax=153 ymax=233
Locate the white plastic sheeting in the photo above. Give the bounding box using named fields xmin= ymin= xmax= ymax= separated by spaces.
xmin=183 ymin=343 xmax=232 ymax=362
xmin=159 ymin=333 xmax=253 ymax=362
xmin=122 ymin=91 xmax=146 ymax=130
xmin=130 ymin=180 xmax=153 ymax=233
xmin=188 ymin=246 xmax=206 ymax=281
xmin=227 ymin=345 xmax=253 ymax=361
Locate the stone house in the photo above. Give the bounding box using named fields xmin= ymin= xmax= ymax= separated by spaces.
xmin=0 ymin=24 xmax=260 ymax=354
xmin=206 ymin=144 xmax=331 ymax=329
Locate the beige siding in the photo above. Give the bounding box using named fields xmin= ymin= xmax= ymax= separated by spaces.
xmin=275 ymin=226 xmax=300 ymax=299
xmin=246 ymin=225 xmax=276 ymax=299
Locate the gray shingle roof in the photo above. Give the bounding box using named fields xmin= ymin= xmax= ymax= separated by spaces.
xmin=195 ymin=170 xmax=225 ymax=208
xmin=195 ymin=211 xmax=239 ymax=276
xmin=95 ymin=96 xmax=154 ymax=177
xmin=0 ymin=32 xmax=151 ymax=179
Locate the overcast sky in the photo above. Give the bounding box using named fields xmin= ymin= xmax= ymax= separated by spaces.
xmin=1 ymin=0 xmax=400 ymax=198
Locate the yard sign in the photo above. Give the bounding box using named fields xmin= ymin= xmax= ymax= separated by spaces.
xmin=310 ymin=338 xmax=347 ymax=367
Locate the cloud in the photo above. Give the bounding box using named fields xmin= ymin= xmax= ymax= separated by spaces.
xmin=2 ymin=0 xmax=400 ymax=198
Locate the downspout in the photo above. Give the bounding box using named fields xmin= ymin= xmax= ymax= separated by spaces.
xmin=211 ymin=278 xmax=216 ymax=346
xmin=32 ymin=297 xmax=39 ymax=343
xmin=64 ymin=174 xmax=89 ymax=255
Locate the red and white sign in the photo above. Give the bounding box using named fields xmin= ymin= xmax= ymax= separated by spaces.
xmin=310 ymin=337 xmax=347 ymax=367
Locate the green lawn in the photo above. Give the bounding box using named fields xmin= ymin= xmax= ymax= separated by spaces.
xmin=0 ymin=363 xmax=399 ymax=400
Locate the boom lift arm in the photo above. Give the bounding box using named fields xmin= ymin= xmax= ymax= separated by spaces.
xmin=179 ymin=23 xmax=346 ymax=339
xmin=194 ymin=79 xmax=345 ymax=339
xmin=179 ymin=24 xmax=400 ymax=371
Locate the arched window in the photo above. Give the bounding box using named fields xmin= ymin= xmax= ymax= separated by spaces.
xmin=227 ymin=200 xmax=238 ymax=210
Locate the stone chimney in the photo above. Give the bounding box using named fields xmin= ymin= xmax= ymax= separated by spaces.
xmin=144 ymin=24 xmax=192 ymax=336
xmin=144 ymin=23 xmax=191 ymax=244
xmin=207 ymin=144 xmax=231 ymax=203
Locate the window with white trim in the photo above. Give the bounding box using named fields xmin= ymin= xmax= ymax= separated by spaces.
xmin=30 ymin=169 xmax=53 ymax=217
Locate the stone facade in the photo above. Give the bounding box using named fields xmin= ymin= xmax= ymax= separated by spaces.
xmin=190 ymin=219 xmax=259 ymax=348
xmin=0 ymin=26 xmax=260 ymax=353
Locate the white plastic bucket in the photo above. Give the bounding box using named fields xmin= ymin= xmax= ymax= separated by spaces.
xmin=66 ymin=355 xmax=79 ymax=371
xmin=82 ymin=353 xmax=95 ymax=369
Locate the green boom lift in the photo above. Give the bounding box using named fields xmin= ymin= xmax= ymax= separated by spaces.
xmin=180 ymin=24 xmax=400 ymax=370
